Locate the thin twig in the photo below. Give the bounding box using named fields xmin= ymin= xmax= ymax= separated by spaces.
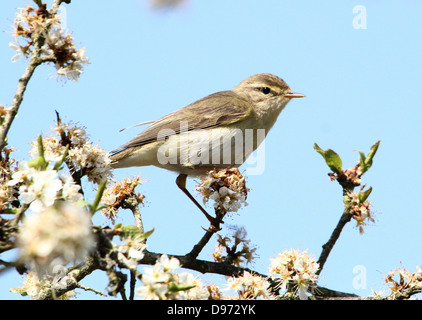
xmin=50 ymin=0 xmax=70 ymax=14
xmin=123 ymin=194 xmax=144 ymax=233
xmin=32 ymin=0 xmax=44 ymax=9
xmin=317 ymin=212 xmax=352 ymax=275
xmin=10 ymin=203 xmax=29 ymax=228
xmin=0 ymin=3 xmax=62 ymax=151
xmin=36 ymin=255 xmax=99 ymax=300
xmin=187 ymin=230 xmax=215 ymax=259
xmin=33 ymin=225 xmax=359 ymax=299
xmin=0 ymin=0 xmax=69 ymax=151
xmin=75 ymin=283 xmax=106 ymax=297
xmin=186 ymin=208 xmax=226 ymax=259
xmin=129 ymin=270 xmax=136 ymax=300
xmin=317 ymin=187 xmax=354 ymax=275
xmin=0 ymin=55 xmax=43 ymax=151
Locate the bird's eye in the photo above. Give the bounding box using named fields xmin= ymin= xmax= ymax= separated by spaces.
xmin=261 ymin=87 xmax=271 ymax=94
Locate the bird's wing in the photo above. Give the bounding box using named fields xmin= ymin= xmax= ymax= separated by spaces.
xmin=110 ymin=90 xmax=256 ymax=155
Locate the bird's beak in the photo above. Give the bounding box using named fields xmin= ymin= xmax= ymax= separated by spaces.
xmin=284 ymin=92 xmax=306 ymax=99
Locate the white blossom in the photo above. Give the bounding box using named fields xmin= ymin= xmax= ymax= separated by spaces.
xmin=30 ymin=122 xmax=113 ymax=184
xmin=269 ymin=248 xmax=319 ymax=300
xmin=196 ymin=169 xmax=249 ymax=213
xmin=17 ymin=202 xmax=94 ymax=276
xmin=225 ymin=271 xmax=273 ymax=300
xmin=157 ymin=254 xmax=180 ymax=271
xmin=9 ymin=42 xmax=23 ymax=62
xmin=136 ymin=255 xmax=204 ymax=300
xmin=60 ymin=173 xmax=83 ymax=202
xmin=18 ymin=168 xmax=62 ymax=213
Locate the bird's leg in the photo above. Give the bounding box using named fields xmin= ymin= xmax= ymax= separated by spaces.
xmin=175 ymin=174 xmax=221 ymax=231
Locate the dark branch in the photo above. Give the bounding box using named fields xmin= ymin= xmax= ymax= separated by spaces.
xmin=317 ymin=211 xmax=352 ymax=275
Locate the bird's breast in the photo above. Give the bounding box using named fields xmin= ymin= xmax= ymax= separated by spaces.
xmin=153 ymin=125 xmax=266 ymax=172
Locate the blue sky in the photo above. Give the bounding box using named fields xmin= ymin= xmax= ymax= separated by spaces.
xmin=1 ymin=0 xmax=421 ymax=299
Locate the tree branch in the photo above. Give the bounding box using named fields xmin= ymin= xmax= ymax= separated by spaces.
xmin=122 ymin=194 xmax=144 ymax=233
xmin=186 ymin=230 xmax=215 ymax=259
xmin=36 ymin=255 xmax=99 ymax=300
xmin=29 ymin=224 xmax=358 ymax=299
xmin=317 ymin=212 xmax=352 ymax=275
xmin=0 ymin=3 xmax=61 ymax=151
xmin=0 ymin=54 xmax=43 ymax=151
xmin=50 ymin=0 xmax=71 ymax=15
xmin=187 ymin=208 xmax=226 ymax=259
xmin=317 ymin=187 xmax=354 ymax=276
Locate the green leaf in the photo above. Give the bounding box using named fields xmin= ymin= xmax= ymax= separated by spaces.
xmin=314 ymin=143 xmax=343 ymax=173
xmin=27 ymin=156 xmax=47 ymax=170
xmin=118 ymin=225 xmax=154 ymax=240
xmin=142 ymin=228 xmax=155 ymax=239
xmin=53 ymin=144 xmax=69 ymax=171
xmin=27 ymin=135 xmax=49 ymax=170
xmin=366 ymin=140 xmax=381 ymax=167
xmin=89 ymin=179 xmax=107 ymax=214
xmin=3 ymin=208 xmax=18 ymax=214
xmin=358 ymin=141 xmax=380 ymax=174
xmin=120 ymin=225 xmax=139 ymax=238
xmin=37 ymin=135 xmax=45 ymax=160
xmin=77 ymin=199 xmax=91 ymax=208
xmin=358 ymin=187 xmax=372 ymax=204
xmin=168 ymin=282 xmax=196 ymax=292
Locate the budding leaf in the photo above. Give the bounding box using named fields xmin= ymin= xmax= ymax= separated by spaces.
xmin=37 ymin=135 xmax=45 ymax=160
xmin=117 ymin=225 xmax=154 ymax=241
xmin=358 ymin=186 xmax=372 ymax=204
xmin=77 ymin=199 xmax=91 ymax=208
xmin=314 ymin=143 xmax=343 ymax=174
xmin=3 ymin=208 xmax=17 ymax=214
xmin=358 ymin=151 xmax=367 ymax=171
xmin=28 ymin=135 xmax=48 ymax=170
xmin=365 ymin=140 xmax=380 ymax=171
xmin=27 ymin=156 xmax=47 ymax=170
xmin=168 ymin=282 xmax=196 ymax=292
xmin=90 ymin=179 xmax=107 ymax=214
xmin=142 ymin=228 xmax=155 ymax=239
xmin=358 ymin=141 xmax=380 ymax=174
xmin=120 ymin=225 xmax=140 ymax=238
xmin=53 ymin=144 xmax=69 ymax=171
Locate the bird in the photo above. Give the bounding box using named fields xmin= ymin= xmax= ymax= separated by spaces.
xmin=109 ymin=73 xmax=304 ymax=228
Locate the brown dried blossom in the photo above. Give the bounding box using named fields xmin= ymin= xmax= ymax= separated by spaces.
xmin=349 ymin=192 xmax=374 ymax=234
xmin=0 ymin=105 xmax=8 ymax=126
xmin=30 ymin=119 xmax=113 ymax=184
xmin=212 ymin=226 xmax=257 ymax=266
xmin=0 ymin=147 xmax=19 ymax=212
xmin=328 ymin=163 xmax=363 ymax=187
xmin=101 ymin=177 xmax=145 ymax=222
xmin=9 ymin=5 xmax=89 ymax=81
xmin=385 ymin=266 xmax=422 ymax=299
